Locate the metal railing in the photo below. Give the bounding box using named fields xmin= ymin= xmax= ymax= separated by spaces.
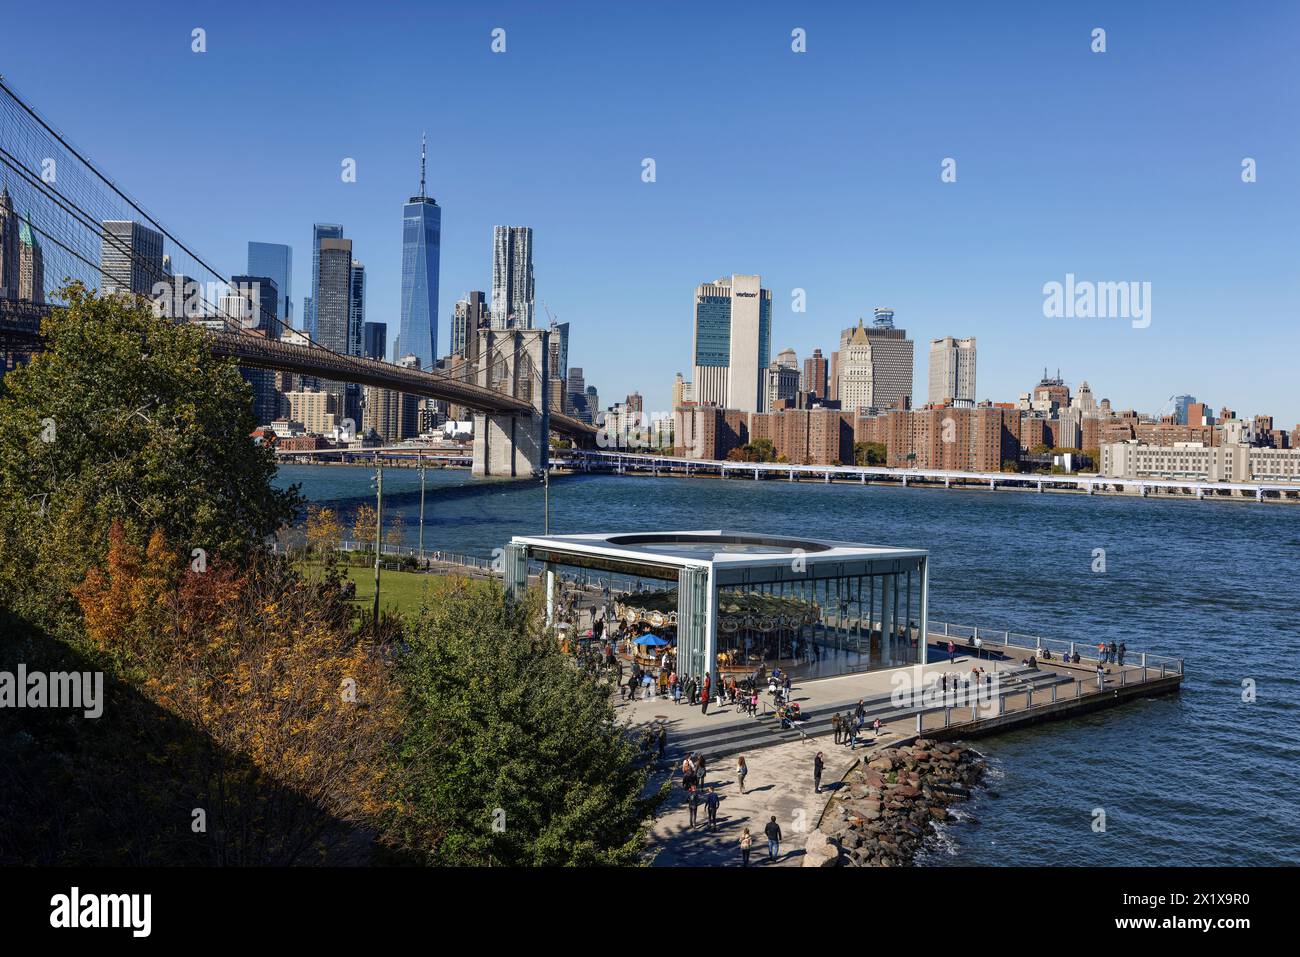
xmin=929 ymin=618 xmax=1184 ymax=676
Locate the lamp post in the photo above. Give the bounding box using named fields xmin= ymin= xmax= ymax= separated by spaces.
xmin=541 ymin=464 xmax=550 ymax=535
xmin=417 ymin=455 xmax=427 ymax=565
xmin=371 ymin=456 xmax=383 ymax=625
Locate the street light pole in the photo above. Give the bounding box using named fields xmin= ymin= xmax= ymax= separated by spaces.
xmin=418 ymin=455 xmax=427 ymax=565
xmin=543 ymin=464 xmax=550 ymax=535
xmin=372 ymin=456 xmax=383 ymax=625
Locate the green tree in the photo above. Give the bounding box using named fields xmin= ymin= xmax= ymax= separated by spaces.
xmin=854 ymin=441 xmax=887 ymax=466
xmin=387 ymin=578 xmax=661 ymax=865
xmin=0 ymin=284 xmax=299 ymax=632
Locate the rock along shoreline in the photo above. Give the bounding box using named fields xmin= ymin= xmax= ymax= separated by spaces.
xmin=805 ymin=739 xmax=987 ymax=867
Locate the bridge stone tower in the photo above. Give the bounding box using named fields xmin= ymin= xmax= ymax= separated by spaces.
xmin=472 ymin=326 xmax=550 ymax=478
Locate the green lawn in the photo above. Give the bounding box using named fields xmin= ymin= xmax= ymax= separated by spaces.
xmin=341 ymin=564 xmax=436 ymax=617
xmin=298 ymin=560 xmax=438 ymax=617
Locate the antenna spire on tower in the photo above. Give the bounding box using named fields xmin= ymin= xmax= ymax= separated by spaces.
xmin=419 ymin=132 xmax=427 ymax=199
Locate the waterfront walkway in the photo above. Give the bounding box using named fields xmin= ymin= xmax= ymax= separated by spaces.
xmin=625 ymin=642 xmax=1182 ymax=866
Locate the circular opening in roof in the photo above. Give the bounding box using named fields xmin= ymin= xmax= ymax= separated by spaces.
xmin=606 ymin=532 xmax=832 ymax=557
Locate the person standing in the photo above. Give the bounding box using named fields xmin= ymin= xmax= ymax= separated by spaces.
xmin=764 ymin=815 xmax=782 ymax=862
xmin=657 ymin=725 xmax=666 ymax=760
xmin=701 ymin=673 xmax=711 ymax=715
xmin=739 ymin=827 xmax=753 ymax=867
xmin=705 ymin=786 xmax=720 ymax=831
xmin=696 ymin=752 xmax=708 ymax=786
xmin=687 ymin=785 xmax=700 ymax=828
xmin=735 ymin=756 xmax=748 ymax=794
xmin=814 ymin=751 xmax=825 ymax=793
xmin=832 ymin=712 xmax=842 ymax=745
xmin=1118 ymin=642 xmax=1127 ymax=666
xmin=872 ymin=717 xmax=882 ymax=738
xmin=947 ymin=640 xmax=956 ymax=662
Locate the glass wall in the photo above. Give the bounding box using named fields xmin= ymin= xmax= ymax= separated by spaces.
xmin=713 ymin=568 xmax=922 ymax=680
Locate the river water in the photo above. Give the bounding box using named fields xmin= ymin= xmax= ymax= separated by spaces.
xmin=277 ymin=463 xmax=1300 ymax=866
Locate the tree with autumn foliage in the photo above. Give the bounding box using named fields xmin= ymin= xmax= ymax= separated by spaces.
xmin=0 ymin=283 xmax=300 ymax=635
xmin=74 ymin=523 xmax=400 ymax=864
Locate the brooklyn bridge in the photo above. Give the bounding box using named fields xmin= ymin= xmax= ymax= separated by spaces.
xmin=0 ymin=75 xmax=595 ymax=477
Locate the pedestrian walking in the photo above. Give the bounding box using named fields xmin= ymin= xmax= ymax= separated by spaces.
xmin=687 ymin=785 xmax=700 ymax=828
xmin=814 ymin=751 xmax=824 ymax=793
xmin=739 ymin=827 xmax=753 ymax=867
xmin=735 ymin=756 xmax=748 ymax=794
xmin=872 ymin=717 xmax=882 ymax=738
xmin=764 ymin=815 xmax=782 ymax=862
xmin=705 ymin=787 xmax=720 ymax=830
xmin=701 ymin=674 xmax=711 ymax=715
xmin=696 ymin=752 xmax=707 ymax=786
xmin=948 ymin=640 xmax=956 ymax=662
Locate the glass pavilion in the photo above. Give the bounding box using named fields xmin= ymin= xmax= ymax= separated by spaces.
xmin=503 ymin=530 xmax=930 ymax=682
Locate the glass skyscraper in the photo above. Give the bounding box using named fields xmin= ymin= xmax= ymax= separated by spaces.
xmin=399 ymin=137 xmax=440 ymax=370
xmin=246 ymin=241 xmax=292 ymax=331
xmin=349 ymin=261 xmax=365 ymax=357
xmin=309 ymin=223 xmax=343 ymax=339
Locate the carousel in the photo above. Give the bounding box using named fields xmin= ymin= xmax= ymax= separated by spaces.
xmin=615 ymin=587 xmax=821 ymax=675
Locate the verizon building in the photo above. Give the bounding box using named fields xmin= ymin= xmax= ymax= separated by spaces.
xmin=690 ymin=274 xmax=771 ymax=413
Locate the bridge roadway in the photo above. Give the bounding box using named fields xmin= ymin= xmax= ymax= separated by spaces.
xmin=0 ymin=301 xmax=594 ymax=438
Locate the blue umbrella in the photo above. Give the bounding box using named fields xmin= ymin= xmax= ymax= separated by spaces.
xmin=634 ymin=634 xmax=670 ymax=647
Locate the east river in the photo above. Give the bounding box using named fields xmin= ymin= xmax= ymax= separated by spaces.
xmin=277 ymin=463 xmax=1300 ymax=866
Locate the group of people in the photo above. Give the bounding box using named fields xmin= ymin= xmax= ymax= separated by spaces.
xmin=831 ymin=699 xmax=882 ymax=749
xmin=1096 ymin=641 xmax=1127 ymax=665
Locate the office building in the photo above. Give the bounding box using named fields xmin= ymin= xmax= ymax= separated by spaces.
xmin=928 ymin=336 xmax=977 ymax=406
xmin=315 ymin=238 xmax=356 ymax=421
xmin=399 ymin=136 xmax=441 ymax=369
xmin=764 ymin=362 xmax=800 ymax=411
xmin=452 ymin=291 xmax=488 ymax=363
xmin=246 ymin=241 xmax=292 ymax=331
xmin=100 ymin=220 xmax=165 ymax=298
xmin=363 ymin=321 xmax=387 ymax=361
xmin=491 ymin=225 xmax=534 ymax=329
xmin=308 ymin=224 xmax=343 ymax=339
xmin=0 ymin=185 xmax=17 ymax=300
xmin=837 ymin=310 xmax=914 ymax=414
xmin=349 ymin=261 xmax=366 ymax=357
xmin=690 ymin=274 xmax=772 ymax=412
xmin=17 ymin=215 xmax=44 ymax=304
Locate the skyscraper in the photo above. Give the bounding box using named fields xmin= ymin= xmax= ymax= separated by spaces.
xmin=927 ymin=336 xmax=977 ymax=406
xmin=363 ymin=321 xmax=388 ymax=361
xmin=0 ymin=185 xmax=18 ymax=300
xmin=837 ymin=310 xmax=914 ymax=413
xmin=452 ymin=291 xmax=488 ymax=363
xmin=802 ymin=348 xmax=828 ymax=400
xmin=17 ymin=216 xmax=44 ymax=304
xmin=349 ymin=261 xmax=366 ymax=357
xmin=316 ymin=237 xmax=355 ymax=420
xmin=309 ymin=224 xmax=343 ymax=339
xmin=246 ymin=242 xmax=292 ymax=331
xmin=690 ymin=274 xmax=771 ymax=412
xmin=226 ymin=275 xmax=280 ymax=424
xmin=491 ymin=226 xmax=534 ymax=329
xmin=399 ymin=135 xmax=441 ymax=370
xmin=100 ymin=220 xmax=165 ymax=298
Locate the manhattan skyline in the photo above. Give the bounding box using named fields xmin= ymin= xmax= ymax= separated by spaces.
xmin=1 ymin=0 xmax=1296 ymax=422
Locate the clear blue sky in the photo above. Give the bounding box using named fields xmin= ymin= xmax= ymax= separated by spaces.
xmin=3 ymin=0 xmax=1297 ymax=422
